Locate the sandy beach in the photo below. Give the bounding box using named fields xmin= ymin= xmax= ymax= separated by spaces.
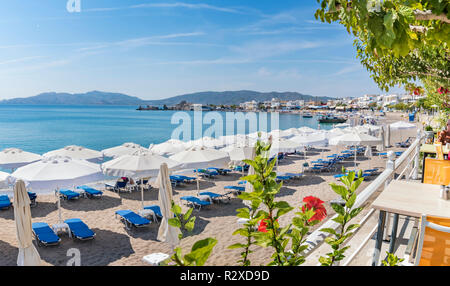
xmin=0 ymin=112 xmax=420 ymax=266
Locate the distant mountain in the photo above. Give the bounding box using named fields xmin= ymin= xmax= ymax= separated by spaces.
xmin=145 ymin=90 xmax=333 ymax=106
xmin=0 ymin=90 xmax=333 ymax=106
xmin=0 ymin=91 xmax=145 ymax=105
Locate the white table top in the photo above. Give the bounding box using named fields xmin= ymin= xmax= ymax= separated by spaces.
xmin=372 ymin=180 xmax=450 ymax=218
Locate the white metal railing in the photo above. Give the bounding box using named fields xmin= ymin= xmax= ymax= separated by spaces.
xmin=303 ymin=129 xmax=425 ymax=261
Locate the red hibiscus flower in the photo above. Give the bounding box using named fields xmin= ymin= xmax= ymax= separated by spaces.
xmin=258 ymin=218 xmax=278 ymax=232
xmin=302 ymin=196 xmax=327 ymax=222
xmin=258 ymin=219 xmax=268 ymax=233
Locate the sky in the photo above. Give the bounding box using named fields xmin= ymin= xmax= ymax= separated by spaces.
xmin=0 ymin=0 xmax=404 ymax=100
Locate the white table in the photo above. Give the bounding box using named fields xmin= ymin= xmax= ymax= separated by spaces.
xmin=142 ymin=253 xmax=170 ymax=266
xmin=370 ymin=180 xmax=450 ymax=265
xmin=52 ymin=223 xmax=71 ymax=238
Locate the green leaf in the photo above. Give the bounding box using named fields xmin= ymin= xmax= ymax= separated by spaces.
xmin=168 ymin=218 xmax=181 ymax=228
xmin=228 ymin=243 xmax=247 ymax=249
xmin=183 ymin=207 xmax=193 ymax=221
xmin=184 ymin=238 xmax=218 ymax=266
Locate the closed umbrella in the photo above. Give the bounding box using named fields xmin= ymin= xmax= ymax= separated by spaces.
xmin=102 ymin=150 xmax=181 ymax=209
xmin=102 ymin=143 xmax=146 ymax=159
xmin=11 ymin=156 xmax=104 ymax=223
xmin=43 ymin=145 xmax=103 ymax=163
xmin=243 ymin=147 xmax=256 ymax=209
xmin=156 ymin=163 xmax=181 ymax=248
xmin=0 ymin=148 xmax=42 ymax=170
xmin=14 ymin=180 xmax=42 ymax=266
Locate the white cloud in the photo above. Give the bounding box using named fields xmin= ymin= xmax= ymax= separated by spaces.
xmin=85 ymin=2 xmax=243 ymax=14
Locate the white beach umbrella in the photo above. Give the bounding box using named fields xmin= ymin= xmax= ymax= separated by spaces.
xmin=149 ymin=139 xmax=187 ymax=156
xmin=227 ymin=146 xmax=255 ymax=163
xmin=297 ymin=126 xmax=318 ymax=134
xmin=335 ymin=123 xmax=351 ymax=128
xmin=101 ymin=150 xmax=181 ymax=178
xmin=270 ymin=139 xmax=304 ymax=156
xmin=13 ymin=180 xmax=42 ymax=266
xmin=289 ymin=133 xmax=328 ymax=147
xmin=169 ymin=146 xmax=230 ymax=170
xmin=389 ymin=121 xmax=416 ymax=142
xmin=156 ymin=163 xmax=181 ymax=248
xmin=0 ymin=148 xmax=42 ymax=170
xmin=290 ymin=133 xmax=328 ymax=162
xmin=102 ymin=143 xmax=146 ymax=159
xmin=11 ymin=156 xmax=104 ymax=223
xmin=188 ymin=137 xmax=227 ymax=149
xmin=0 ymin=171 xmax=9 ymax=189
xmin=11 ymin=156 xmax=104 ymax=192
xmin=102 ymin=150 xmax=182 ymax=209
xmin=43 ymin=145 xmax=103 ymax=163
xmin=329 ymin=132 xmax=382 ymax=168
xmin=169 ymin=146 xmax=230 ymax=191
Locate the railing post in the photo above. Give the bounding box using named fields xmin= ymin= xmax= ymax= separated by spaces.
xmin=412 ymin=129 xmax=421 ymax=180
xmin=383 ymin=151 xmax=396 ymax=240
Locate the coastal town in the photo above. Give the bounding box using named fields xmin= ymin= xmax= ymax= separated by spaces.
xmin=137 ymin=92 xmax=428 ymax=112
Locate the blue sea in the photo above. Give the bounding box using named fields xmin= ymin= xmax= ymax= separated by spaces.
xmin=0 ymin=105 xmax=331 ymax=155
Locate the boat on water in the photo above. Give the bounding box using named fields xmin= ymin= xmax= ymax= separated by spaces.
xmin=302 ymin=112 xmax=313 ymax=118
xmin=318 ymin=114 xmax=347 ymax=124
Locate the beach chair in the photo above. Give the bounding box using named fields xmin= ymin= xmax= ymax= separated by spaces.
xmin=411 ymin=215 xmax=450 ymax=266
xmin=180 ymin=196 xmax=212 ymax=211
xmin=32 ymin=222 xmax=61 ymax=247
xmin=64 ymin=218 xmax=96 ymax=241
xmin=207 ymin=167 xmax=231 ymax=175
xmin=28 ymin=192 xmax=37 ymax=207
xmin=282 ymin=173 xmax=303 ymax=179
xmin=105 ymin=180 xmax=130 ymax=193
xmin=76 ymin=186 xmax=103 ymax=199
xmin=137 ymin=178 xmax=152 ymax=191
xmin=276 ymin=175 xmax=292 ymax=182
xmin=169 ymin=175 xmax=185 ymax=187
xmin=199 ymin=191 xmax=231 ymax=204
xmin=0 ymin=195 xmax=12 ymax=210
xmin=195 ymin=169 xmax=219 ymax=179
xmin=58 ymin=189 xmax=80 ymax=201
xmin=396 ymin=137 xmax=413 ymax=148
xmin=224 ymin=186 xmax=245 ymax=196
xmin=115 ymin=210 xmax=151 ymax=230
xmin=143 ymin=205 xmax=163 ymax=222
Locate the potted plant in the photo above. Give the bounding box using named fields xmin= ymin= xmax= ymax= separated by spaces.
xmin=424 ymin=125 xmax=434 ymax=142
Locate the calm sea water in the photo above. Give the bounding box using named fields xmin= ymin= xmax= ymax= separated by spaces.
xmin=0 ymin=105 xmax=331 ymax=155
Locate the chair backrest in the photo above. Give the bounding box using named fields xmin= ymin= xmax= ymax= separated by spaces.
xmin=116 ymin=181 xmax=127 ymax=188
xmin=415 ymin=214 xmax=450 ymax=266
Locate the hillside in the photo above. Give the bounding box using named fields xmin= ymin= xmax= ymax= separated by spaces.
xmin=0 ymin=90 xmax=333 ymax=106
xmin=0 ymin=91 xmax=145 ymax=105
xmin=145 ymin=90 xmax=332 ymax=106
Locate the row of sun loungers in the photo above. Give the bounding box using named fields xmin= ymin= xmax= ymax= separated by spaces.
xmin=0 ymin=192 xmax=38 ymax=210
xmin=32 ymin=218 xmax=95 ymax=247
xmin=58 ymin=187 xmax=103 ymax=201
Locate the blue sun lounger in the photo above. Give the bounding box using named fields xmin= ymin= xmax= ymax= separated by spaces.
xmin=276 ymin=175 xmax=292 ymax=182
xmin=64 ymin=218 xmax=95 ymax=240
xmin=32 ymin=222 xmax=61 ymax=247
xmin=28 ymin=192 xmax=37 ymax=207
xmin=115 ymin=210 xmax=151 ymax=229
xmin=180 ymin=196 xmax=212 ymax=210
xmin=224 ymin=186 xmax=245 ymax=195
xmin=76 ymin=185 xmax=103 ymax=199
xmin=0 ymin=195 xmax=12 ymax=210
xmin=143 ymin=205 xmax=163 ymax=220
xmin=58 ymin=189 xmax=80 ymax=201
